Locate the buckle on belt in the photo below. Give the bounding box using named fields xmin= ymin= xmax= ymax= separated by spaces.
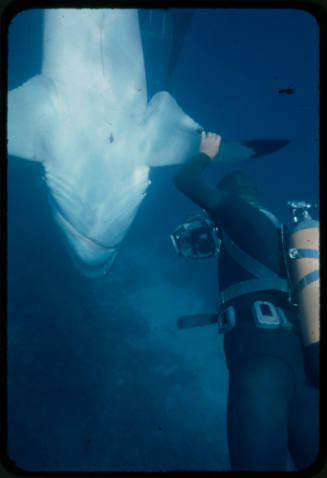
xmin=252 ymin=301 xmax=293 ymax=330
xmin=217 ymin=301 xmax=294 ymax=334
xmin=218 ymin=306 xmax=236 ymax=334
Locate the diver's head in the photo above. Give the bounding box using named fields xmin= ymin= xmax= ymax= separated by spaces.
xmin=216 ymin=171 xmax=259 ymax=207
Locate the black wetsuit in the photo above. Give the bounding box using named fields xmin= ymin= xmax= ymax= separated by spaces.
xmin=174 ymin=153 xmax=319 ymax=471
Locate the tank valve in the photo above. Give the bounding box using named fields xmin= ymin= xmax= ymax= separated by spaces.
xmin=288 ymin=247 xmax=300 ymax=259
xmin=287 ymin=200 xmax=316 ymax=224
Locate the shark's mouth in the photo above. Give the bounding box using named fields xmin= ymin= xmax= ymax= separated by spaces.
xmin=55 ymin=210 xmax=118 ymax=276
xmin=57 ymin=211 xmax=111 ymax=250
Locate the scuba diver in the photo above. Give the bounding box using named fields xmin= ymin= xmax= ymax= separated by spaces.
xmin=173 ymin=131 xmax=319 ymax=471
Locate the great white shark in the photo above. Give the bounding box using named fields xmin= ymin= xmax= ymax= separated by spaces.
xmin=8 ymin=9 xmax=289 ymax=278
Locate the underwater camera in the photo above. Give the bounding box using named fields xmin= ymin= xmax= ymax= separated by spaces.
xmin=170 ymin=212 xmax=221 ymax=260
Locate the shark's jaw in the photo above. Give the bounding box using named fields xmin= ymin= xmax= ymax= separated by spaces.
xmin=55 ymin=210 xmax=118 ymax=278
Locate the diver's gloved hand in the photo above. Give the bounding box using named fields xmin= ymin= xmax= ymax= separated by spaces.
xmin=200 ymin=131 xmax=221 ymax=160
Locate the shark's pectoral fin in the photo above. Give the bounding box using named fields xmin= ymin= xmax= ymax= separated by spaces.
xmin=8 ymin=74 xmax=57 ymax=162
xmin=140 ymin=91 xmax=202 ymax=167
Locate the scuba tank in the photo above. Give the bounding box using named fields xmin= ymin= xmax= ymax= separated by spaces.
xmin=287 ymin=201 xmax=320 ymax=346
xmin=287 ymin=201 xmax=320 ymax=386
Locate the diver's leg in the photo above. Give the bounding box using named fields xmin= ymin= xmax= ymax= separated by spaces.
xmin=227 ymin=355 xmax=293 ymax=471
xmin=288 ymin=381 xmax=319 ymax=470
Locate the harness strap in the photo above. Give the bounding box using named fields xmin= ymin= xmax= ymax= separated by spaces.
xmin=218 ymin=208 xmax=290 ymax=309
xmin=218 ymin=278 xmax=289 ymax=310
xmin=222 ymin=230 xmax=284 ymax=281
xmin=291 ymin=248 xmax=320 ymax=259
xmin=297 ymin=269 xmax=320 ymax=293
xmin=259 ymin=208 xmax=281 ymax=228
xmin=177 ymin=314 xmax=218 ymax=329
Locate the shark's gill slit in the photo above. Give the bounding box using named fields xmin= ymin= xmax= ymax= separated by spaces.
xmin=46 ymin=172 xmax=85 ymax=213
xmin=45 ymin=173 xmax=115 ymax=251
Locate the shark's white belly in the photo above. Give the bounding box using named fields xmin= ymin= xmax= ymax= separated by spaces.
xmin=8 ymin=9 xmax=202 ymax=277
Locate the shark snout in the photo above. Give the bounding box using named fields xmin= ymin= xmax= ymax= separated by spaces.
xmin=70 ymin=248 xmax=118 ymax=278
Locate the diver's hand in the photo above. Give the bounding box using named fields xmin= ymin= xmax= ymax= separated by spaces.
xmin=200 ymin=131 xmax=221 ymax=160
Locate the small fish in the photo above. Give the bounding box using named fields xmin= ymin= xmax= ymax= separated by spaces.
xmin=278 ymin=88 xmax=295 ymax=95
xmin=109 ymin=133 xmax=114 ymax=143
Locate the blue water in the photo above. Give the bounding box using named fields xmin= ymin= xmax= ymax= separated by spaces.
xmin=7 ymin=8 xmax=319 ymax=472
